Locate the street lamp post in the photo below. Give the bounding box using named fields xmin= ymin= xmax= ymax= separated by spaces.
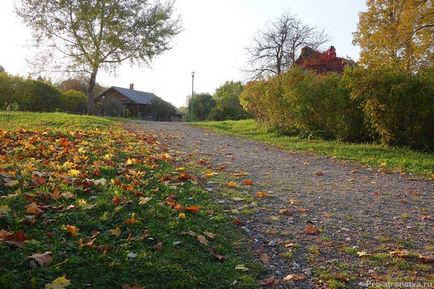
xmin=191 ymin=71 xmax=195 ymax=122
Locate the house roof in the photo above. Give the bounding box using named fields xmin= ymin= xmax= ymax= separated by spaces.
xmin=107 ymin=86 xmax=158 ymax=105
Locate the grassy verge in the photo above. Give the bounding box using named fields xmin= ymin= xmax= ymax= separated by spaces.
xmin=0 ymin=112 xmax=260 ymax=289
xmin=193 ymin=119 xmax=433 ymax=179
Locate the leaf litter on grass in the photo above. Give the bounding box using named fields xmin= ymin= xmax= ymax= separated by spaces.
xmin=0 ymin=116 xmax=261 ymax=289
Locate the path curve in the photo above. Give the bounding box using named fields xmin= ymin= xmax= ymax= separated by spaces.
xmin=129 ymin=121 xmax=433 ymax=289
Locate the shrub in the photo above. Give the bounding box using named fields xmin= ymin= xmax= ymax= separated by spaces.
xmin=59 ymin=90 xmax=87 ymax=114
xmin=344 ymin=65 xmax=434 ymax=151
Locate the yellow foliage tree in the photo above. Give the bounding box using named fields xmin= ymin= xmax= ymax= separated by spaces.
xmin=353 ymin=0 xmax=434 ymax=71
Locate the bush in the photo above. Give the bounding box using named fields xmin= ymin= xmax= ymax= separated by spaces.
xmin=210 ymin=81 xmax=248 ymax=120
xmin=241 ymin=67 xmax=369 ymax=142
xmin=59 ymin=90 xmax=87 ymax=114
xmin=343 ymin=65 xmax=434 ymax=151
xmin=281 ymin=68 xmax=369 ymax=141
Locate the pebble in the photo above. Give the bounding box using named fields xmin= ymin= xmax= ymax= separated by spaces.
xmin=292 ymin=262 xmax=301 ymax=270
xmin=268 ymin=240 xmax=276 ymax=247
xmin=302 ymin=268 xmax=312 ymax=276
xmin=241 ymin=226 xmax=250 ymax=233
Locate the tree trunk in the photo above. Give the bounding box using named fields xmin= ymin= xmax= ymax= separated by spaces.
xmin=87 ymin=70 xmax=98 ymax=115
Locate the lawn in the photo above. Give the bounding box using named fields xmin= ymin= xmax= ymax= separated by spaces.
xmin=0 ymin=112 xmax=260 ymax=289
xmin=194 ymin=119 xmax=434 ymax=179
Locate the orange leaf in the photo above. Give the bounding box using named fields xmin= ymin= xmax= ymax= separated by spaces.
xmin=185 ymin=205 xmax=201 ymax=213
xmin=65 ymin=225 xmax=80 ymax=237
xmin=255 ymin=191 xmax=267 ymax=198
xmin=125 ymin=217 xmax=139 ymax=224
xmin=304 ymin=223 xmax=318 ymax=235
xmin=26 ymin=202 xmax=43 ymax=216
xmin=243 ymin=179 xmax=253 ymax=186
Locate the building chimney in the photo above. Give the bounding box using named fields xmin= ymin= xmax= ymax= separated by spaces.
xmin=129 ymin=83 xmax=134 ymax=90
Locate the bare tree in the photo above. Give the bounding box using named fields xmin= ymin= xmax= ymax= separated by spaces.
xmin=246 ymin=13 xmax=329 ymax=79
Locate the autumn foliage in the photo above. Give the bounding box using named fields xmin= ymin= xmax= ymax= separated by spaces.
xmin=0 ymin=113 xmax=259 ymax=288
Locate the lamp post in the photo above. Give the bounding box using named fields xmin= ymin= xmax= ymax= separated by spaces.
xmin=191 ymin=71 xmax=195 ymax=122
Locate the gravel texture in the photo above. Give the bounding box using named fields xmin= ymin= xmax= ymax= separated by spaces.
xmin=129 ymin=121 xmax=434 ymax=289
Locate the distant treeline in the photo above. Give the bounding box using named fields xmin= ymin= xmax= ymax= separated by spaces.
xmin=0 ymin=73 xmax=104 ymax=114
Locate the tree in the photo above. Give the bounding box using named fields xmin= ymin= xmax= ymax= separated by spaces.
xmin=210 ymin=81 xmax=248 ymax=120
xmin=353 ymin=0 xmax=434 ymax=71
xmin=246 ymin=13 xmax=329 ymax=79
xmin=187 ymin=93 xmax=215 ymax=121
xmin=17 ymin=0 xmax=181 ymax=114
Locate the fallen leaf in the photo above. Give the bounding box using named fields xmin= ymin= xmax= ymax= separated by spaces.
xmin=389 ymin=248 xmax=409 ymax=258
xmin=153 ymin=241 xmax=163 ymax=251
xmin=95 ymin=245 xmax=112 ymax=254
xmin=235 ymin=264 xmax=249 ymax=271
xmin=45 ymin=275 xmax=71 ymax=289
xmin=203 ymin=231 xmax=216 ymax=239
xmin=259 ymin=253 xmax=270 ymax=264
xmin=208 ymin=247 xmax=225 ymax=261
xmin=314 ymin=171 xmax=324 ymax=176
xmin=68 ymin=169 xmax=80 ymax=178
xmin=177 ymin=172 xmax=195 ymax=182
xmin=79 ymin=237 xmax=96 ymax=249
xmin=110 ymin=227 xmax=122 ymax=237
xmin=357 ymin=251 xmax=370 ymax=257
xmin=64 ymin=225 xmax=80 ymax=237
xmin=260 ymin=276 xmax=278 ymax=286
xmin=28 ymin=251 xmax=53 ymax=266
xmin=283 ymin=274 xmax=305 ymax=282
xmin=243 ymin=179 xmax=253 ymax=186
xmin=197 ymin=234 xmax=209 ymax=245
xmin=138 ymin=196 xmax=151 ymax=205
xmin=127 ymin=252 xmax=138 ymax=258
xmin=255 ymin=191 xmax=267 ymax=198
xmin=178 ymin=212 xmax=186 ymax=219
xmin=304 ymin=222 xmax=318 ymax=235
xmin=185 ymin=205 xmax=200 ymax=213
xmin=26 ymin=202 xmax=43 ymax=216
xmin=4 ymin=180 xmax=19 ymax=187
xmin=226 ymin=181 xmax=238 ymax=188
xmin=278 ymin=208 xmax=293 ymax=216
xmin=0 ymin=205 xmax=11 ymax=215
xmin=419 ymin=254 xmax=434 ymax=263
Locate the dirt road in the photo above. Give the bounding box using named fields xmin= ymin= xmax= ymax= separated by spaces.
xmin=129 ymin=121 xmax=434 ymax=289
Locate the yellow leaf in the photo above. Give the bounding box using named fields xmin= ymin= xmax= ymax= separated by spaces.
xmin=61 ymin=161 xmax=74 ymax=170
xmin=45 ymin=275 xmax=71 ymax=289
xmin=226 ymin=181 xmax=238 ymax=188
xmin=178 ymin=213 xmax=186 ymax=219
xmin=0 ymin=205 xmax=11 ymax=215
xmin=68 ymin=169 xmax=80 ymax=178
xmin=110 ymin=227 xmax=122 ymax=237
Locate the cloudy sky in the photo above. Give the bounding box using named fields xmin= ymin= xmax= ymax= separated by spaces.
xmin=0 ymin=0 xmax=367 ymax=107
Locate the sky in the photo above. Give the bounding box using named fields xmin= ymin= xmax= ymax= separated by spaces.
xmin=0 ymin=0 xmax=367 ymax=108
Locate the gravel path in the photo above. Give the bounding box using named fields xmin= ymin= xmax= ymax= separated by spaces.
xmin=129 ymin=121 xmax=434 ymax=289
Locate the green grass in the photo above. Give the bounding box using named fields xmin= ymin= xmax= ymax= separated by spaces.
xmin=0 ymin=111 xmax=124 ymax=131
xmin=193 ymin=119 xmax=434 ymax=178
xmin=0 ymin=112 xmax=261 ymax=289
